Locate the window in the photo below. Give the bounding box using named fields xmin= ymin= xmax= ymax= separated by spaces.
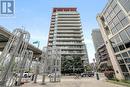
xmin=117 ymin=11 xmax=125 ymax=21
xmin=118 ymin=0 xmax=127 ymax=4
xmin=110 ymin=38 xmax=120 ymax=52
xmin=113 ymin=46 xmax=120 ymax=52
xmin=104 ymin=11 xmax=109 ymax=20
xmin=111 ymin=0 xmax=116 ymax=9
xmin=111 ymin=27 xmax=117 ymax=34
xmin=118 ymin=42 xmax=125 ymax=50
xmin=122 ymin=52 xmax=129 ymax=58
xmin=128 ymin=64 xmax=130 ymax=70
xmin=121 ymin=17 xmax=129 ymax=27
xmin=120 ymin=31 xmax=129 ymax=43
xmin=110 ymin=11 xmax=116 ymax=19
xmin=124 ymin=0 xmax=130 ymax=12
xmin=126 ymin=26 xmax=130 ymax=37
xmin=115 ymin=23 xmax=122 ymax=31
xmin=113 ymin=16 xmax=119 ymax=25
xmin=106 ymin=16 xmax=111 ymax=23
xmin=114 ymin=5 xmax=121 ymax=14
xmin=116 ymin=54 xmax=122 ymax=60
xmin=128 ymin=51 xmax=130 ymax=55
xmin=119 ymin=0 xmax=130 ymax=12
xmin=120 ymin=30 xmax=130 ymax=48
xmin=115 ymin=35 xmax=121 ymax=43
xmin=109 ymin=22 xmax=114 ymax=29
xmin=107 ymin=6 xmax=113 ymax=14
xmin=124 ymin=58 xmax=130 ymax=63
xmin=120 ymin=65 xmax=128 ymax=72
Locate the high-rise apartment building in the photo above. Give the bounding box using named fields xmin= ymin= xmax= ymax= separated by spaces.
xmin=91 ymin=29 xmax=104 ymax=51
xmin=97 ymin=0 xmax=130 ymax=80
xmin=47 ymin=8 xmax=89 ymax=73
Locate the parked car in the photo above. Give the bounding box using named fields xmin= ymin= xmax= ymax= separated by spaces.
xmin=81 ymin=71 xmax=94 ymax=77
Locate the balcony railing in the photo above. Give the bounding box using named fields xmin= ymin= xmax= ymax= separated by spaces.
xmin=56 ymin=38 xmax=83 ymax=41
xmin=56 ymin=34 xmax=83 ymax=37
xmin=56 ymin=42 xmax=84 ymax=45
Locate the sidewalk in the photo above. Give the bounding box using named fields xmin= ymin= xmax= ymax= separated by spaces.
xmin=21 ymin=76 xmax=126 ymax=87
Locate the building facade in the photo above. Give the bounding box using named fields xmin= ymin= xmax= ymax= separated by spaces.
xmin=92 ymin=29 xmax=113 ymax=73
xmin=97 ymin=0 xmax=130 ymax=80
xmin=96 ymin=44 xmax=113 ymax=72
xmin=91 ymin=29 xmax=104 ymax=51
xmin=47 ymin=8 xmax=89 ymax=73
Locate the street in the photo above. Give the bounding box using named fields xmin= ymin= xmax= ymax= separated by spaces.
xmin=21 ymin=75 xmax=126 ymax=87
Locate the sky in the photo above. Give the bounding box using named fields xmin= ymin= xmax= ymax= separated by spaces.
xmin=0 ymin=0 xmax=107 ymax=63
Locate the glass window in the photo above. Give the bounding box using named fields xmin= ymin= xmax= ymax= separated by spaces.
xmin=118 ymin=0 xmax=127 ymax=4
xmin=126 ymin=26 xmax=130 ymax=37
xmin=110 ymin=38 xmax=120 ymax=52
xmin=104 ymin=11 xmax=109 ymax=20
xmin=120 ymin=30 xmax=130 ymax=48
xmin=115 ymin=35 xmax=121 ymax=43
xmin=125 ymin=42 xmax=130 ymax=48
xmin=119 ymin=0 xmax=130 ymax=12
xmin=122 ymin=52 xmax=129 ymax=57
xmin=115 ymin=23 xmax=122 ymax=31
xmin=117 ymin=11 xmax=125 ymax=21
xmin=116 ymin=54 xmax=122 ymax=60
xmin=120 ymin=65 xmax=128 ymax=72
xmin=106 ymin=16 xmax=111 ymax=23
xmin=108 ymin=22 xmax=114 ymax=29
xmin=114 ymin=5 xmax=121 ymax=14
xmin=113 ymin=16 xmax=119 ymax=25
xmin=111 ymin=0 xmax=116 ymax=9
xmin=121 ymin=17 xmax=129 ymax=27
xmin=118 ymin=59 xmax=125 ymax=64
xmin=111 ymin=27 xmax=117 ymax=34
xmin=107 ymin=6 xmax=112 ymax=14
xmin=124 ymin=58 xmax=130 ymax=63
xmin=120 ymin=30 xmax=129 ymax=43
xmin=113 ymin=46 xmax=120 ymax=52
xmin=110 ymin=11 xmax=116 ymax=19
xmin=118 ymin=42 xmax=125 ymax=51
xmin=128 ymin=64 xmax=130 ymax=70
xmin=128 ymin=51 xmax=130 ymax=55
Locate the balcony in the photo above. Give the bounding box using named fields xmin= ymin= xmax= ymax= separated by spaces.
xmin=57 ymin=30 xmax=82 ymax=34
xmin=56 ymin=34 xmax=83 ymax=37
xmin=49 ymin=31 xmax=54 ymax=34
xmin=49 ymin=35 xmax=53 ymax=37
xmin=57 ymin=24 xmax=81 ymax=27
xmin=56 ymin=42 xmax=84 ymax=45
xmin=48 ymin=39 xmax=53 ymax=41
xmin=58 ymin=15 xmax=80 ymax=18
xmin=57 ymin=18 xmax=80 ymax=21
xmin=60 ymin=47 xmax=84 ymax=50
xmin=57 ymin=21 xmax=80 ymax=24
xmin=57 ymin=27 xmax=81 ymax=30
xmin=56 ymin=38 xmax=83 ymax=41
xmin=61 ymin=51 xmax=86 ymax=55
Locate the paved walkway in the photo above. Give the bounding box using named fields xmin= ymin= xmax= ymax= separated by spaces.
xmin=21 ymin=76 xmax=126 ymax=87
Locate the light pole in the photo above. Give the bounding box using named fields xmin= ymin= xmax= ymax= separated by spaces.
xmin=33 ymin=41 xmax=40 ymax=83
xmin=93 ymin=58 xmax=99 ymax=80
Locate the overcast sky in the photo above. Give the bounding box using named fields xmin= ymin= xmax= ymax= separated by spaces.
xmin=0 ymin=0 xmax=107 ymax=63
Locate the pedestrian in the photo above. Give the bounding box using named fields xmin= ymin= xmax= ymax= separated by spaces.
xmin=31 ymin=74 xmax=35 ymax=81
xmin=96 ymin=72 xmax=99 ymax=80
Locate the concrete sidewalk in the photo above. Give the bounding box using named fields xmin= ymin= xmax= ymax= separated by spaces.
xmin=21 ymin=76 xmax=126 ymax=87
